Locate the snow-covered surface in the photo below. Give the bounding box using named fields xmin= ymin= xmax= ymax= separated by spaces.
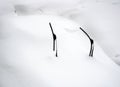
xmin=0 ymin=14 xmax=120 ymax=87
xmin=0 ymin=0 xmax=120 ymax=87
xmin=0 ymin=0 xmax=120 ymax=64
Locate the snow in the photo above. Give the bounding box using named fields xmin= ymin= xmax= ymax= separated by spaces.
xmin=1 ymin=0 xmax=120 ymax=87
xmin=0 ymin=14 xmax=120 ymax=87
xmin=0 ymin=0 xmax=120 ymax=64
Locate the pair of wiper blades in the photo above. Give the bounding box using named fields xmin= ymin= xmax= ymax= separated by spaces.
xmin=49 ymin=22 xmax=94 ymax=57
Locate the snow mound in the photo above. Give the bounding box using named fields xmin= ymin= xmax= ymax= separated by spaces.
xmin=0 ymin=14 xmax=120 ymax=87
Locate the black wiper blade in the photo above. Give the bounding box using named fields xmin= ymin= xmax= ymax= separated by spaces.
xmin=79 ymin=27 xmax=94 ymax=57
xmin=89 ymin=39 xmax=94 ymax=57
xmin=49 ymin=22 xmax=58 ymax=57
xmin=49 ymin=22 xmax=56 ymax=51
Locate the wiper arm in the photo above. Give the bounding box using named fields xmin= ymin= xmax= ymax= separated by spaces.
xmin=49 ymin=22 xmax=58 ymax=57
xmin=79 ymin=27 xmax=94 ymax=57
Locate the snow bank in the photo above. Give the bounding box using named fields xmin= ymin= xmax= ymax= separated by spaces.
xmin=0 ymin=14 xmax=120 ymax=87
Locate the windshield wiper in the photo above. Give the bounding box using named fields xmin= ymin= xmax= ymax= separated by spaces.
xmin=49 ymin=22 xmax=58 ymax=57
xmin=49 ymin=24 xmax=93 ymax=57
xmin=79 ymin=27 xmax=94 ymax=57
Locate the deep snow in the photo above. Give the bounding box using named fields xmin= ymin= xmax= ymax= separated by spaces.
xmin=0 ymin=0 xmax=120 ymax=65
xmin=0 ymin=0 xmax=120 ymax=87
xmin=0 ymin=14 xmax=120 ymax=87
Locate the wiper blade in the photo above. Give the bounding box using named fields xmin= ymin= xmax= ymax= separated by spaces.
xmin=79 ymin=27 xmax=94 ymax=57
xmin=49 ymin=22 xmax=58 ymax=57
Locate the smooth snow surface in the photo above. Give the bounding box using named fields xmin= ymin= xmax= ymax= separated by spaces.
xmin=0 ymin=0 xmax=120 ymax=65
xmin=0 ymin=14 xmax=120 ymax=87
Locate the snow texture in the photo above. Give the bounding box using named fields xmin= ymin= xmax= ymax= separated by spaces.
xmin=0 ymin=0 xmax=120 ymax=87
xmin=0 ymin=0 xmax=120 ymax=64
